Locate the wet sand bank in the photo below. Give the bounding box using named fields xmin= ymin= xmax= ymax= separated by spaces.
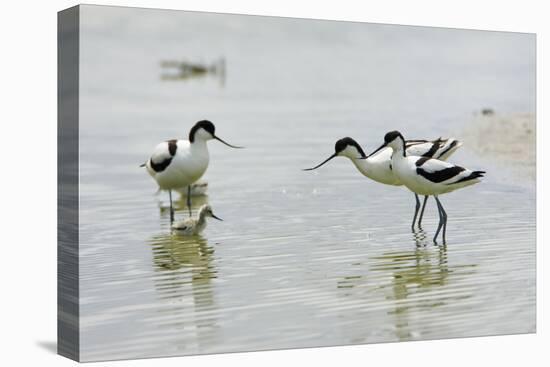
xmin=462 ymin=112 xmax=536 ymax=180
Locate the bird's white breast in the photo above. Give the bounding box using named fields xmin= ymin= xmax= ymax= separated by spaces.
xmin=353 ymin=147 xmax=402 ymax=186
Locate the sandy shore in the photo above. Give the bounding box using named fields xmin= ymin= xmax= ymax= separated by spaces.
xmin=462 ymin=112 xmax=536 ymax=181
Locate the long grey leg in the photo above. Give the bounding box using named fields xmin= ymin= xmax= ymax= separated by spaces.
xmin=411 ymin=194 xmax=421 ymax=230
xmin=418 ymin=195 xmax=429 ymax=228
xmin=432 ymin=195 xmax=443 ymax=243
xmin=433 ymin=196 xmax=448 ymax=244
xmin=187 ymin=185 xmax=192 ymax=217
xmin=168 ymin=190 xmax=174 ymax=223
xmin=435 ymin=196 xmax=448 ymax=243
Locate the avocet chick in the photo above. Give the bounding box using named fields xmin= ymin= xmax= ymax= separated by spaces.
xmin=171 ymin=204 xmax=223 ymax=235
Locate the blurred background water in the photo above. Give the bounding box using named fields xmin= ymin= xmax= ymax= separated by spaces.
xmin=77 ymin=5 xmax=535 ymax=361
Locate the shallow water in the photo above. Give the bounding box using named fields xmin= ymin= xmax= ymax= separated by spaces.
xmin=77 ymin=6 xmax=535 ymax=361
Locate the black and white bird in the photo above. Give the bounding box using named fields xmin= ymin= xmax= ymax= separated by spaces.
xmin=367 ymin=131 xmax=485 ymax=243
xmin=304 ymin=136 xmax=462 ymax=228
xmin=171 ymin=204 xmax=223 ymax=235
xmin=141 ymin=120 xmax=243 ymax=222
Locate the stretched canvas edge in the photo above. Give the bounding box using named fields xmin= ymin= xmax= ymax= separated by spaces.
xmin=57 ymin=4 xmax=80 ymax=362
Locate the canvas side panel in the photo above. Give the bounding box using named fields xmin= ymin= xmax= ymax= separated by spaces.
xmin=58 ymin=5 xmax=80 ymax=362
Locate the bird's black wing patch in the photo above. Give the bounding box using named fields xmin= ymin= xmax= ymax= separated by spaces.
xmin=415 ymin=156 xmax=432 ymax=167
xmin=150 ymin=157 xmax=173 ymax=172
xmin=406 ymin=139 xmax=441 ymax=158
xmin=417 ymin=165 xmax=465 ymax=183
xmin=422 ymin=139 xmax=441 ymax=158
xmin=150 ymin=140 xmax=178 ymax=173
xmin=167 ymin=139 xmax=178 ymax=155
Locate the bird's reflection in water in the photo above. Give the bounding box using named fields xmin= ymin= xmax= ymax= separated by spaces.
xmin=148 ymin=232 xmax=219 ymax=352
xmin=412 ymin=227 xmax=429 ymax=247
xmin=160 ymin=59 xmax=226 ymax=87
xmin=338 ymin=229 xmax=476 ymax=342
xmin=374 ymin=239 xmax=449 ymax=341
xmin=372 ymin=230 xmax=477 ymax=341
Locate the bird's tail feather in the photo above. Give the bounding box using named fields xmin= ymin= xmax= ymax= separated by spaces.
xmin=436 ymin=138 xmax=463 ymax=160
xmin=471 ymin=170 xmax=486 ymax=179
xmin=450 ymin=170 xmax=486 ymax=184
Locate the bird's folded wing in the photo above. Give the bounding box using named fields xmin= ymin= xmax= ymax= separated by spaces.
xmin=406 ymin=140 xmax=440 ymax=158
xmin=149 ymin=142 xmax=175 ymax=172
xmin=415 ymin=158 xmax=466 ymax=183
xmin=151 ymin=142 xmax=173 ymax=164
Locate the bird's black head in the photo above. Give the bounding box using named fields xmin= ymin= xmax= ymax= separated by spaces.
xmin=188 ymin=119 xmax=244 ymax=148
xmin=360 ymin=130 xmax=406 ymax=159
xmin=384 ymin=130 xmax=404 ymax=144
xmin=334 ymin=137 xmax=367 ymax=158
xmin=302 ymin=137 xmax=366 ymax=171
xmin=189 ymin=120 xmax=216 ymax=142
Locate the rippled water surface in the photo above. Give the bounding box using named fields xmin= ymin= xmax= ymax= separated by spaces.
xmin=77 ymin=6 xmax=536 ymax=361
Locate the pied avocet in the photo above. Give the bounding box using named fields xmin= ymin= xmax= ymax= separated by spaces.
xmin=141 ymin=120 xmax=242 ymax=222
xmin=367 ymin=131 xmax=485 ymax=243
xmin=304 ymin=136 xmax=462 ymax=228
